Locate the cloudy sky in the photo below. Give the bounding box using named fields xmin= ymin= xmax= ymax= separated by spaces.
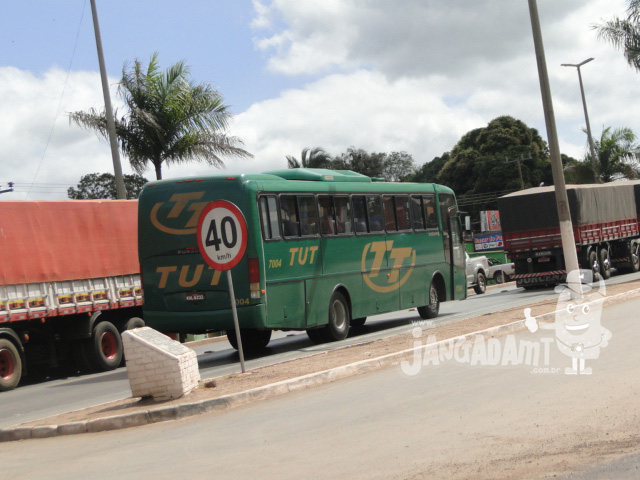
xmin=1 ymin=0 xmax=637 ymax=199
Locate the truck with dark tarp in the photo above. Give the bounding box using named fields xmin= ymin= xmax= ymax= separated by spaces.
xmin=0 ymin=200 xmax=144 ymax=391
xmin=498 ymin=182 xmax=640 ymax=288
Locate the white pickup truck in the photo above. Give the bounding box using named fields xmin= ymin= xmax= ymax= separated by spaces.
xmin=465 ymin=252 xmax=489 ymax=294
xmin=487 ymin=258 xmax=515 ymax=284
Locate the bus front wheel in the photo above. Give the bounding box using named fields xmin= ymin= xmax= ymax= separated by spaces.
xmin=418 ymin=282 xmax=439 ymax=319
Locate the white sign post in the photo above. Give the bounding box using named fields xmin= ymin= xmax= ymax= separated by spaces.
xmin=197 ymin=200 xmax=248 ymax=373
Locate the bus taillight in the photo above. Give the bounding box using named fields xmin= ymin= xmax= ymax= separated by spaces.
xmin=248 ymin=258 xmax=261 ymax=299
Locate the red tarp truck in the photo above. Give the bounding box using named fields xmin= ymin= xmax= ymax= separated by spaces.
xmin=0 ymin=200 xmax=143 ymax=391
xmin=498 ymin=183 xmax=640 ymax=288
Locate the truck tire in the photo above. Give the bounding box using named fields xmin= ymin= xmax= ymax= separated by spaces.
xmin=0 ymin=338 xmax=21 ymax=391
xmin=123 ymin=317 xmax=145 ymax=331
xmin=225 ymin=329 xmax=272 ymax=352
xmin=84 ymin=321 xmax=123 ymax=372
xmin=474 ymin=272 xmax=487 ymax=294
xmin=418 ymin=282 xmax=440 ymax=319
xmin=599 ymin=248 xmax=612 ymax=280
xmin=494 ymin=271 xmax=505 ymax=284
xmin=588 ymin=250 xmax=600 ymax=282
xmin=629 ymin=242 xmax=640 ymax=273
xmin=307 ymin=291 xmax=351 ymax=343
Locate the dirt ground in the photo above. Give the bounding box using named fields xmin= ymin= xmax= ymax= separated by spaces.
xmin=17 ymin=279 xmax=640 ymax=429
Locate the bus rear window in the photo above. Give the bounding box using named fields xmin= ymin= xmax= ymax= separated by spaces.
xmin=259 ymin=196 xmax=281 ymax=240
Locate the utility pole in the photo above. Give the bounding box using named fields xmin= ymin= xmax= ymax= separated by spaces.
xmin=90 ymin=0 xmax=127 ymax=200
xmin=561 ymin=58 xmax=600 ymax=182
xmin=528 ymin=0 xmax=581 ymax=296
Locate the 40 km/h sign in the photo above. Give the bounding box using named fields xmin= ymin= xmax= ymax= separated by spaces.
xmin=197 ymin=200 xmax=248 ymax=271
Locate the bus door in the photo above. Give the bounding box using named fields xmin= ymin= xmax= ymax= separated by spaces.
xmin=439 ymin=194 xmax=467 ymax=301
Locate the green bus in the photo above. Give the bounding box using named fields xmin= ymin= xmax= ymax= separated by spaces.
xmin=138 ymin=169 xmax=466 ymax=350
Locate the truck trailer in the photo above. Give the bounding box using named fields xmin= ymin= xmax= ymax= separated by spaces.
xmin=0 ymin=200 xmax=143 ymax=391
xmin=498 ymin=183 xmax=640 ymax=288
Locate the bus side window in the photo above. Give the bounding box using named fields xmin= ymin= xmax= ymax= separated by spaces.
xmin=297 ymin=196 xmax=318 ymax=236
xmin=396 ymin=195 xmax=411 ymax=231
xmin=352 ymin=195 xmax=368 ymax=233
xmin=411 ymin=196 xmax=425 ymax=231
xmin=383 ymin=196 xmax=397 ymax=232
xmin=318 ymin=195 xmax=335 ymax=235
xmin=424 ymin=195 xmax=438 ymax=230
xmin=366 ymin=195 xmax=384 ymax=232
xmin=280 ymin=195 xmax=300 ymax=237
xmin=334 ymin=196 xmax=352 ymax=235
xmin=259 ymin=195 xmax=281 ymax=240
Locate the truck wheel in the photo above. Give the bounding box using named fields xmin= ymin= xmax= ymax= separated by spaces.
xmin=123 ymin=317 xmax=145 ymax=331
xmin=599 ymin=248 xmax=611 ymax=280
xmin=85 ymin=321 xmax=123 ymax=372
xmin=474 ymin=272 xmax=487 ymax=294
xmin=630 ymin=242 xmax=640 ymax=273
xmin=587 ymin=250 xmax=600 ymax=282
xmin=494 ymin=271 xmax=505 ymax=284
xmin=307 ymin=291 xmax=351 ymax=343
xmin=418 ymin=282 xmax=440 ymax=319
xmin=225 ymin=329 xmax=272 ymax=352
xmin=0 ymin=339 xmax=21 ymax=391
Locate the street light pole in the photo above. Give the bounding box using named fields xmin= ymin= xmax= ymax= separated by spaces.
xmin=561 ymin=58 xmax=600 ymax=183
xmin=528 ymin=0 xmax=581 ymax=296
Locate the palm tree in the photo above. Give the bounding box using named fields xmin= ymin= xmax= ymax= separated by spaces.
xmin=593 ymin=0 xmax=640 ymax=72
xmin=286 ymin=147 xmax=333 ymax=169
xmin=565 ymin=126 xmax=640 ymax=183
xmin=70 ymin=53 xmax=252 ymax=180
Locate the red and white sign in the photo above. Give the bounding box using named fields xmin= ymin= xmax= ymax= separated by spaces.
xmin=197 ymin=201 xmax=248 ymax=271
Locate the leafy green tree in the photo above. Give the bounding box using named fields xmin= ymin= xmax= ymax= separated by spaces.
xmin=437 ymin=116 xmax=551 ymax=199
xmin=594 ymin=1 xmax=640 ymax=72
xmin=564 ymin=126 xmax=640 ymax=183
xmin=286 ymin=147 xmax=332 ymax=168
xmin=69 ymin=53 xmax=251 ymax=180
xmin=68 ymin=173 xmax=148 ymax=199
xmin=382 ymin=151 xmax=416 ymax=182
xmin=411 ymin=153 xmax=450 ymax=183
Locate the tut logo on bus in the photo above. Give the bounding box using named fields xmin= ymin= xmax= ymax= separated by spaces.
xmin=362 ymin=241 xmax=416 ymax=293
xmin=150 ymin=192 xmax=208 ymax=235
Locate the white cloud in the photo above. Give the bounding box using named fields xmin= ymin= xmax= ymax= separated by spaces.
xmin=0 ymin=66 xmax=135 ymax=200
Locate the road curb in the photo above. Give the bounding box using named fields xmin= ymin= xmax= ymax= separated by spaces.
xmin=2 ymin=287 xmax=639 ymax=443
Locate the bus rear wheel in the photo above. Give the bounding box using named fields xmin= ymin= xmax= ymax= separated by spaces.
xmin=307 ymin=291 xmax=351 ymax=343
xmin=226 ymin=329 xmax=272 ymax=353
xmin=0 ymin=339 xmax=21 ymax=392
xmin=418 ymin=282 xmax=439 ymax=319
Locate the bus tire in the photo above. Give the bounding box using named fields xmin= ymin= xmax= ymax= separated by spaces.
xmin=306 ymin=291 xmax=351 ymax=343
xmin=599 ymin=248 xmax=611 ymax=280
xmin=473 ymin=272 xmax=487 ymax=294
xmin=418 ymin=282 xmax=440 ymax=319
xmin=226 ymin=329 xmax=272 ymax=352
xmin=84 ymin=321 xmax=123 ymax=372
xmin=0 ymin=338 xmax=22 ymax=391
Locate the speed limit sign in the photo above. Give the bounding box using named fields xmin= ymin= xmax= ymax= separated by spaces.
xmin=197 ymin=200 xmax=248 ymax=271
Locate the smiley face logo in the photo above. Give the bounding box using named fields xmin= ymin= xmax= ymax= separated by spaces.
xmin=361 ymin=241 xmax=416 ymax=293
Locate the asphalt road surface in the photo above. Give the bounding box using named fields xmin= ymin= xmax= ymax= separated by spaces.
xmin=3 ymin=296 xmax=639 ymax=480
xmin=2 ymin=272 xmax=639 ymax=429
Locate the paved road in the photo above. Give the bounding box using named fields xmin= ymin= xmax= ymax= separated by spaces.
xmin=3 ymin=296 xmax=639 ymax=480
xmin=2 ymin=272 xmax=639 ymax=429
